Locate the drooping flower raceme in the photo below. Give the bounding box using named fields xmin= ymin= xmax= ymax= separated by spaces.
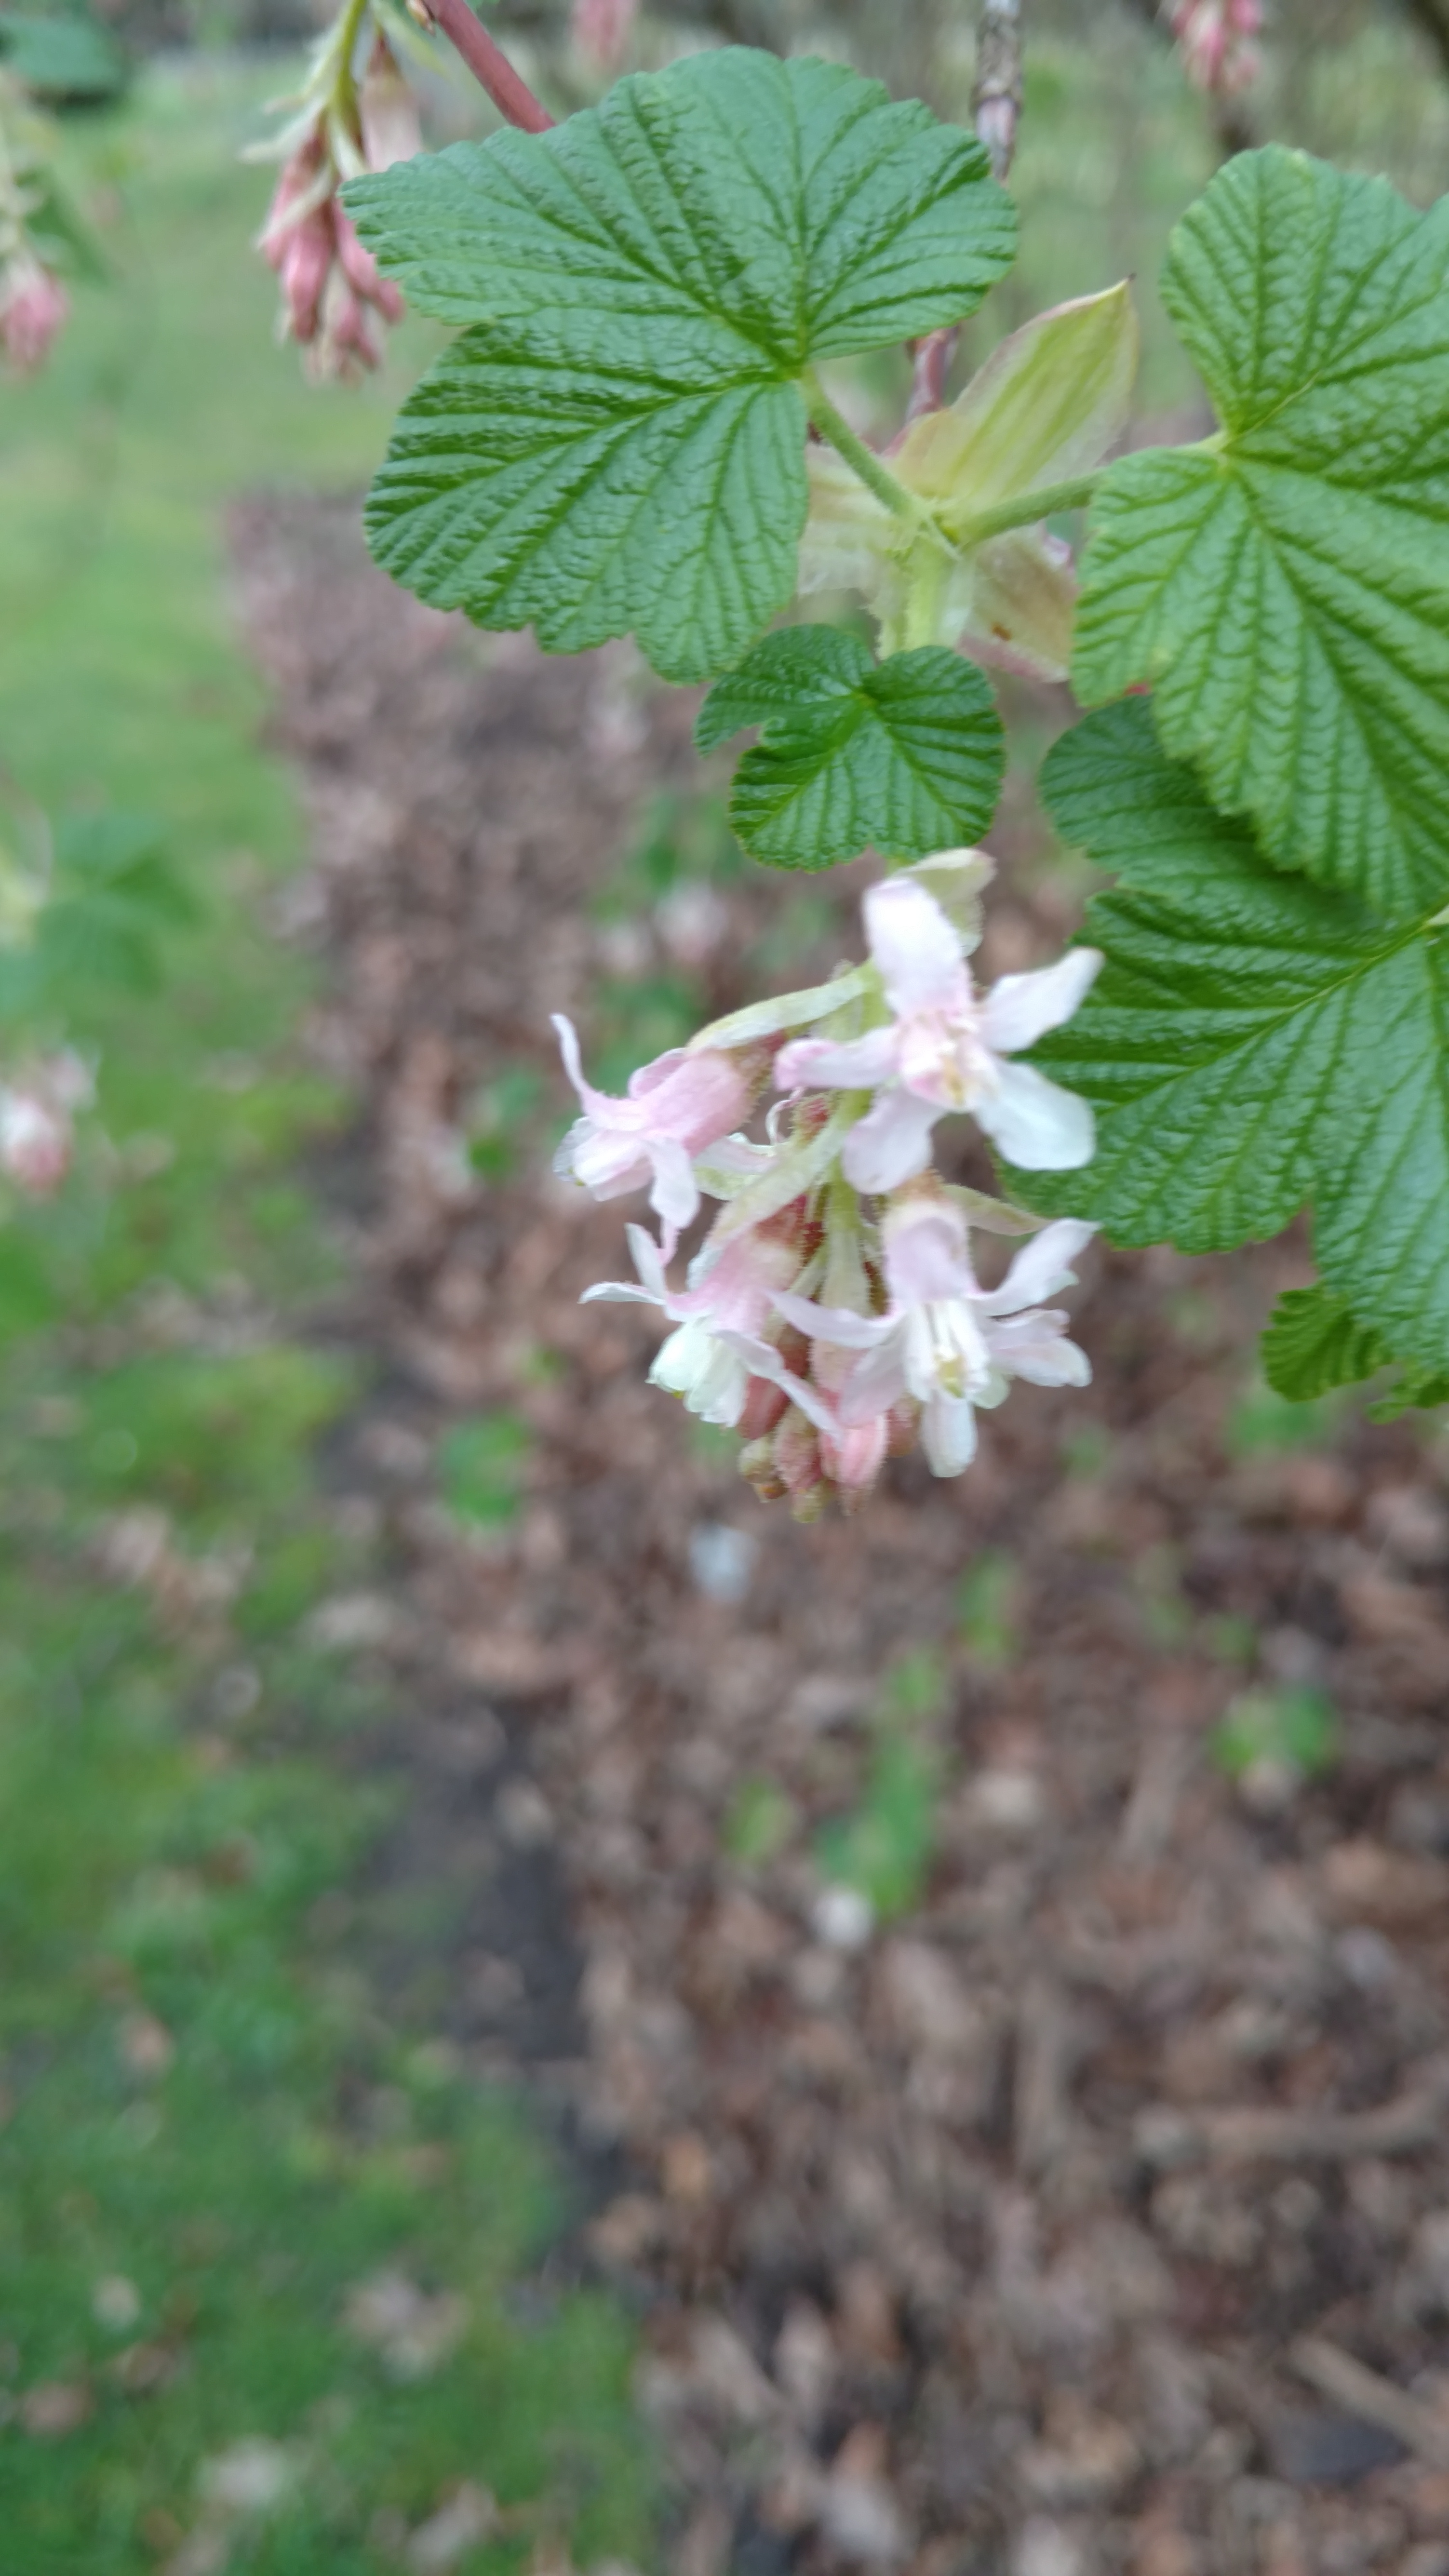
xmin=250 ymin=15 xmax=418 ymax=378
xmin=556 ymin=849 xmax=1101 ymax=1517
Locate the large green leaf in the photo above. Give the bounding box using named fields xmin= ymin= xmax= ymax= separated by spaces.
xmin=1015 ymin=702 xmax=1449 ymax=1372
xmin=348 ymin=49 xmax=1014 ymax=683
xmin=696 ymin=629 xmax=1005 ymax=869
xmin=1073 ymin=149 xmax=1449 ymax=915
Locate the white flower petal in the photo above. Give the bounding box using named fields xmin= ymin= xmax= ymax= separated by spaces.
xmin=987 ymin=1311 xmax=1092 ymax=1387
xmin=773 ymin=1289 xmax=893 ymax=1352
xmin=580 ymin=1280 xmax=663 ymax=1307
xmin=774 ymin=1027 xmax=898 ymax=1093
xmin=647 ymin=1137 xmax=700 ymax=1234
xmin=922 ymin=1390 xmax=978 ymax=1476
xmin=975 ymin=1061 xmax=1095 ymax=1171
xmin=980 ymin=1218 xmax=1096 ymax=1315
xmin=863 ymin=878 xmax=967 ymax=1018
xmin=624 ymin=1221 xmax=669 ymax=1300
xmin=650 ymin=1322 xmax=748 ymax=1426
xmin=842 ymin=1085 xmax=941 ymax=1194
xmin=980 ymin=949 xmax=1102 ymax=1056
xmin=882 ymin=1205 xmax=973 ymax=1309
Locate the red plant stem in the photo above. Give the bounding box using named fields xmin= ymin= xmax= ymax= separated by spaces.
xmin=426 ymin=0 xmax=555 ymax=131
xmin=906 ymin=0 xmax=1024 ymax=424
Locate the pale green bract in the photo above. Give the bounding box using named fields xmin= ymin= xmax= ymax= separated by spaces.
xmin=696 ymin=628 xmax=1005 ymax=870
xmin=1073 ymin=148 xmax=1449 ymax=915
xmin=346 ymin=49 xmax=1014 ymax=683
xmin=1015 ymin=704 xmax=1449 ymax=1376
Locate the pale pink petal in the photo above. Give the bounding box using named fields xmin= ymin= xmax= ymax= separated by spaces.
xmin=837 ymin=1334 xmax=911 ymax=1426
xmin=647 ymin=1137 xmax=700 ymax=1235
xmin=974 ymin=1062 xmax=1095 ymax=1171
xmin=980 ymin=1218 xmax=1096 ymax=1315
xmin=563 ymin=1122 xmax=649 ymax=1197
xmin=921 ymin=1390 xmax=977 ymax=1476
xmin=980 ymin=949 xmax=1102 ymax=1056
xmin=842 ymin=1085 xmax=942 ymax=1193
xmin=625 ymin=1221 xmax=669 ymax=1301
xmin=864 ymin=878 xmax=968 ymax=1018
xmin=774 ymin=1028 xmax=898 ymax=1093
xmin=881 ymin=1205 xmax=973 ymax=1309
xmin=627 ymin=1046 xmax=691 ymax=1101
xmin=773 ymin=1290 xmax=893 ymax=1353
xmin=986 ymin=1311 xmax=1092 ymax=1387
xmin=717 ymin=1331 xmax=839 ymax=1437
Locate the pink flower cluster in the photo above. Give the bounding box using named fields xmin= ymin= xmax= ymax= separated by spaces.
xmin=0 ymin=1051 xmax=91 ymax=1197
xmin=261 ymin=129 xmax=403 ymax=377
xmin=1170 ymin=0 xmax=1262 ymax=95
xmin=255 ymin=28 xmax=418 ymax=380
xmin=554 ymin=854 xmax=1102 ymax=1518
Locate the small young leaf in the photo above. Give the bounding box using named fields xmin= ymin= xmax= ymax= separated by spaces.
xmin=697 ymin=629 xmax=1005 ymax=869
xmin=349 ymin=49 xmax=1013 ymax=683
xmin=1014 ymin=703 xmax=1449 ymax=1374
xmin=1074 ymin=149 xmax=1449 ymax=913
xmin=1262 ymin=1286 xmax=1387 ymax=1402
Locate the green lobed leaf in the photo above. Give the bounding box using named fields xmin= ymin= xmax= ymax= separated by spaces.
xmin=348 ymin=49 xmax=1014 ymax=684
xmin=1073 ymin=148 xmax=1449 ymax=914
xmin=696 ymin=628 xmax=1005 ymax=869
xmin=1014 ymin=701 xmax=1449 ymax=1374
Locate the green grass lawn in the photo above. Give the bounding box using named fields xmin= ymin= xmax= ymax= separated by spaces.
xmin=0 ymin=60 xmax=653 ymax=2575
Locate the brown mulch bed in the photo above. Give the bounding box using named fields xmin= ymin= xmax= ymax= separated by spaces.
xmin=233 ymin=490 xmax=1449 ymax=2576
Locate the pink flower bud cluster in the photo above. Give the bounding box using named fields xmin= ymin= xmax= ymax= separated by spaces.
xmin=1170 ymin=0 xmax=1262 ymax=95
xmin=0 ymin=73 xmax=72 ymax=374
xmin=0 ymin=252 xmax=68 ymax=372
xmin=0 ymin=1051 xmax=91 ymax=1197
xmin=554 ymin=853 xmax=1102 ymax=1518
xmin=254 ymin=27 xmax=418 ymax=380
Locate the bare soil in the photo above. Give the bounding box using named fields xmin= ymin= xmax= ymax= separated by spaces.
xmin=234 ymin=491 xmax=1449 ymax=2576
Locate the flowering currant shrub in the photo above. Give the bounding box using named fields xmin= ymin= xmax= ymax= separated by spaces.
xmin=302 ymin=34 xmax=1447 ymax=1508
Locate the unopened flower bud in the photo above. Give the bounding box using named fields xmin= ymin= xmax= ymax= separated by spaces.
xmin=360 ymin=31 xmax=422 ymax=172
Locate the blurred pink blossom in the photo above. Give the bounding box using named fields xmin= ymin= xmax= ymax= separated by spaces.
xmin=571 ymin=0 xmax=638 ymax=71
xmin=1170 ymin=0 xmax=1262 ymax=94
xmin=0 ymin=1052 xmax=91 ymax=1196
xmin=0 ymin=254 xmax=68 ymax=372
